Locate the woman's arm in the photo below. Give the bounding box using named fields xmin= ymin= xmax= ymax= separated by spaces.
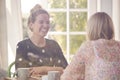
xmin=15 ymin=41 xmax=29 ymax=70
xmin=29 ymin=66 xmax=63 ymax=77
xmin=53 ymin=41 xmax=68 ymax=68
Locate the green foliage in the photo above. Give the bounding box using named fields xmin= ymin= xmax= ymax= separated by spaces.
xmin=70 ymin=0 xmax=87 ymax=8
xmin=70 ymin=12 xmax=87 ymax=31
xmin=22 ymin=15 xmax=29 ymax=39
xmin=70 ymin=35 xmax=86 ymax=54
xmin=48 ymin=0 xmax=87 ymax=56
xmin=7 ymin=61 xmax=15 ymax=78
xmin=50 ymin=12 xmax=66 ymax=31
xmin=48 ymin=0 xmax=66 ymax=8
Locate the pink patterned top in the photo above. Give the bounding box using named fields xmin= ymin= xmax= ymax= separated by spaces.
xmin=61 ymin=39 xmax=120 ymax=80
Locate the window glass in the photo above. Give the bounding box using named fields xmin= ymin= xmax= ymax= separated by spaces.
xmin=22 ymin=15 xmax=29 ymax=38
xmin=69 ymin=0 xmax=87 ymax=8
xmin=69 ymin=35 xmax=86 ymax=61
xmin=70 ymin=35 xmax=86 ymax=54
xmin=48 ymin=0 xmax=66 ymax=8
xmin=50 ymin=12 xmax=66 ymax=32
xmin=70 ymin=12 xmax=87 ymax=31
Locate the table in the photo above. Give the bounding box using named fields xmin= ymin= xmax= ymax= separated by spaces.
xmin=4 ymin=77 xmax=40 ymax=80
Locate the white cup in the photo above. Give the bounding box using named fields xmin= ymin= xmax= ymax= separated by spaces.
xmin=48 ymin=71 xmax=61 ymax=80
xmin=17 ymin=68 xmax=29 ymax=80
xmin=41 ymin=75 xmax=48 ymax=80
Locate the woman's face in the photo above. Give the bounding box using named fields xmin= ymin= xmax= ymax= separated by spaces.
xmin=30 ymin=13 xmax=50 ymax=37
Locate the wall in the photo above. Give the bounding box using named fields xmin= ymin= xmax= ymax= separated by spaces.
xmin=0 ymin=0 xmax=23 ymax=69
xmin=6 ymin=0 xmax=23 ymax=65
xmin=0 ymin=0 xmax=8 ymax=69
xmin=88 ymin=0 xmax=120 ymax=41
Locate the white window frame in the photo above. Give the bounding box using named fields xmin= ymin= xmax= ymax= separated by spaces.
xmin=46 ymin=0 xmax=88 ymax=62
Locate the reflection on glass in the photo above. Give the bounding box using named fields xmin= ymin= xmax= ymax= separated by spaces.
xmin=70 ymin=12 xmax=87 ymax=31
xmin=50 ymin=12 xmax=66 ymax=32
xmin=48 ymin=35 xmax=66 ymax=54
xmin=48 ymin=0 xmax=66 ymax=8
xmin=70 ymin=0 xmax=87 ymax=8
xmin=70 ymin=35 xmax=86 ymax=55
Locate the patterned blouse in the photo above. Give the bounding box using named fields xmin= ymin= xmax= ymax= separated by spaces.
xmin=15 ymin=38 xmax=68 ymax=69
xmin=61 ymin=39 xmax=120 ymax=80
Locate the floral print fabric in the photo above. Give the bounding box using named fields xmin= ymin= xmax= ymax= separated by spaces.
xmin=61 ymin=39 xmax=120 ymax=80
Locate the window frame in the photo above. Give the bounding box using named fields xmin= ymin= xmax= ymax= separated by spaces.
xmin=47 ymin=0 xmax=88 ymax=62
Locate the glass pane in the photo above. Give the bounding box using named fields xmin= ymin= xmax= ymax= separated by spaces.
xmin=50 ymin=12 xmax=66 ymax=32
xmin=70 ymin=0 xmax=87 ymax=8
xmin=22 ymin=15 xmax=29 ymax=39
xmin=70 ymin=35 xmax=86 ymax=55
xmin=70 ymin=12 xmax=87 ymax=31
xmin=48 ymin=35 xmax=67 ymax=55
xmin=48 ymin=0 xmax=66 ymax=8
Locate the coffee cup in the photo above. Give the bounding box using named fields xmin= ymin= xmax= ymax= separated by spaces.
xmin=17 ymin=68 xmax=29 ymax=80
xmin=48 ymin=71 xmax=61 ymax=80
xmin=42 ymin=75 xmax=48 ymax=80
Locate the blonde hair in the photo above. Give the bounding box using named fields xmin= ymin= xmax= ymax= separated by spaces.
xmin=28 ymin=4 xmax=49 ymax=30
xmin=87 ymin=12 xmax=114 ymax=40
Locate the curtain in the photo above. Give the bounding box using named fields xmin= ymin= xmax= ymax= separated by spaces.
xmin=0 ymin=52 xmax=3 ymax=68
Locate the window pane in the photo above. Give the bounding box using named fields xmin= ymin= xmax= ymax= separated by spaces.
xmin=70 ymin=35 xmax=86 ymax=55
xmin=70 ymin=0 xmax=87 ymax=8
xmin=22 ymin=15 xmax=29 ymax=39
xmin=70 ymin=12 xmax=87 ymax=31
xmin=48 ymin=35 xmax=66 ymax=55
xmin=48 ymin=0 xmax=66 ymax=8
xmin=50 ymin=12 xmax=66 ymax=32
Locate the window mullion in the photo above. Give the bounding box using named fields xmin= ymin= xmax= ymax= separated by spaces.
xmin=66 ymin=0 xmax=70 ymax=63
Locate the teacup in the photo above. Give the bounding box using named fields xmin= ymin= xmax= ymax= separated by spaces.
xmin=48 ymin=71 xmax=61 ymax=80
xmin=42 ymin=75 xmax=48 ymax=80
xmin=17 ymin=68 xmax=29 ymax=80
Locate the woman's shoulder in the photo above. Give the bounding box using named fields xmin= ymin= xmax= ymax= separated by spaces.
xmin=77 ymin=41 xmax=93 ymax=55
xmin=46 ymin=38 xmax=58 ymax=44
xmin=17 ymin=38 xmax=30 ymax=46
xmin=46 ymin=39 xmax=61 ymax=49
xmin=80 ymin=41 xmax=93 ymax=49
xmin=93 ymin=39 xmax=120 ymax=47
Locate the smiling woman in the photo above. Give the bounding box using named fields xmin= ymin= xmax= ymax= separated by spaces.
xmin=15 ymin=4 xmax=68 ymax=77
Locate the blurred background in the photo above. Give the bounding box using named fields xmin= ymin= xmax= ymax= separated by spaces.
xmin=0 ymin=0 xmax=120 ymax=70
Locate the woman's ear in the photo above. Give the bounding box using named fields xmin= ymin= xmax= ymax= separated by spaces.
xmin=29 ymin=23 xmax=33 ymax=31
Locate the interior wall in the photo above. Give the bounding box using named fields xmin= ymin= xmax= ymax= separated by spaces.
xmin=6 ymin=0 xmax=23 ymax=65
xmin=101 ymin=0 xmax=112 ymax=17
xmin=88 ymin=0 xmax=120 ymax=41
xmin=113 ymin=0 xmax=120 ymax=40
xmin=0 ymin=0 xmax=23 ymax=69
xmin=0 ymin=0 xmax=8 ymax=69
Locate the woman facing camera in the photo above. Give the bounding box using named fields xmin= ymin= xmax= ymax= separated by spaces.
xmin=61 ymin=12 xmax=120 ymax=80
xmin=15 ymin=4 xmax=68 ymax=77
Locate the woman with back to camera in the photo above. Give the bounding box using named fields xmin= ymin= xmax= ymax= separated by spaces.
xmin=15 ymin=4 xmax=68 ymax=77
xmin=61 ymin=12 xmax=120 ymax=80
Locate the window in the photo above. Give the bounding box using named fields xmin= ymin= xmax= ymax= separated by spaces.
xmin=47 ymin=0 xmax=87 ymax=62
xmin=21 ymin=0 xmax=88 ymax=62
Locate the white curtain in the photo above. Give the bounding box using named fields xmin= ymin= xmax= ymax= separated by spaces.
xmin=0 ymin=52 xmax=3 ymax=68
